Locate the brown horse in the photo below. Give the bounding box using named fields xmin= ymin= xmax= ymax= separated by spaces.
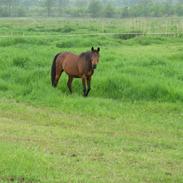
xmin=51 ymin=47 xmax=100 ymax=96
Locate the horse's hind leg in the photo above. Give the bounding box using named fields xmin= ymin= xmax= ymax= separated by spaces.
xmin=55 ymin=70 xmax=63 ymax=86
xmin=67 ymin=75 xmax=73 ymax=93
xmin=55 ymin=60 xmax=64 ymax=86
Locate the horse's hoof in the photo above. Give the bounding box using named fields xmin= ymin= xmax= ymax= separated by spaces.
xmin=83 ymin=94 xmax=87 ymax=97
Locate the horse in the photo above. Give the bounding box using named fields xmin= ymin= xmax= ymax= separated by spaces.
xmin=51 ymin=47 xmax=100 ymax=97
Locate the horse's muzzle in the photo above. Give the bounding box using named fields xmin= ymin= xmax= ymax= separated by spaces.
xmin=92 ymin=65 xmax=97 ymax=69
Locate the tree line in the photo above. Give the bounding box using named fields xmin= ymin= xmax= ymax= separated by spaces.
xmin=0 ymin=0 xmax=183 ymax=18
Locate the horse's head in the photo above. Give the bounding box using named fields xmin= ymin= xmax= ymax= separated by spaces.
xmin=91 ymin=47 xmax=100 ymax=70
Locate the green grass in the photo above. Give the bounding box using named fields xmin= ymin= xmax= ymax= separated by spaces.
xmin=0 ymin=18 xmax=183 ymax=182
xmin=0 ymin=99 xmax=183 ymax=183
xmin=0 ymin=98 xmax=183 ymax=182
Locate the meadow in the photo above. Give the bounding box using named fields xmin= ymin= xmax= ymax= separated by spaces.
xmin=0 ymin=17 xmax=183 ymax=183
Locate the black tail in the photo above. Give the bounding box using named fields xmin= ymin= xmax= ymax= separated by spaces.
xmin=51 ymin=53 xmax=60 ymax=87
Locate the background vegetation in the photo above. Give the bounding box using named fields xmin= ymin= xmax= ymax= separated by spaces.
xmin=0 ymin=0 xmax=183 ymax=18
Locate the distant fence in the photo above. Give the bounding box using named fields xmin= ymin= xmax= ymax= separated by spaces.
xmin=0 ymin=32 xmax=182 ymax=38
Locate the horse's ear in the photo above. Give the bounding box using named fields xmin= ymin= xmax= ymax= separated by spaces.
xmin=97 ymin=47 xmax=100 ymax=52
xmin=91 ymin=47 xmax=94 ymax=51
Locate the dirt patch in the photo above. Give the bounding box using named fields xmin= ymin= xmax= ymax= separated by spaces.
xmin=0 ymin=176 xmax=39 ymax=183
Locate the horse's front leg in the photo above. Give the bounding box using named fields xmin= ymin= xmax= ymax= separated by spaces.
xmin=86 ymin=77 xmax=91 ymax=96
xmin=67 ymin=75 xmax=73 ymax=93
xmin=82 ymin=76 xmax=87 ymax=97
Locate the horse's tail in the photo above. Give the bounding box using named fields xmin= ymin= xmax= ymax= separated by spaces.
xmin=51 ymin=53 xmax=60 ymax=87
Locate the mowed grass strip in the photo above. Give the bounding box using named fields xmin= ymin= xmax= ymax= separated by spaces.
xmin=0 ymin=99 xmax=183 ymax=182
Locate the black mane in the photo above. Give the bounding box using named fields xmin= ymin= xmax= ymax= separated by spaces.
xmin=79 ymin=51 xmax=93 ymax=71
xmin=79 ymin=51 xmax=92 ymax=62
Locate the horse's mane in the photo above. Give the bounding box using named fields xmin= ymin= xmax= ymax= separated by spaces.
xmin=79 ymin=51 xmax=92 ymax=62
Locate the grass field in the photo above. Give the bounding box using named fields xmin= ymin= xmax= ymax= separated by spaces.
xmin=0 ymin=18 xmax=183 ymax=183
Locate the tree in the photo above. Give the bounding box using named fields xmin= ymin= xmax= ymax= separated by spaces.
xmin=58 ymin=0 xmax=68 ymax=16
xmin=175 ymin=2 xmax=183 ymax=16
xmin=88 ymin=0 xmax=102 ymax=18
xmin=6 ymin=0 xmax=13 ymax=16
xmin=44 ymin=0 xmax=55 ymax=16
xmin=103 ymin=3 xmax=115 ymax=18
xmin=162 ymin=0 xmax=174 ymax=16
xmin=121 ymin=6 xmax=129 ymax=18
xmin=0 ymin=0 xmax=15 ymax=17
xmin=75 ymin=0 xmax=88 ymax=8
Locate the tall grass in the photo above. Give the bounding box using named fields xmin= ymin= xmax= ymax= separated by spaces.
xmin=0 ymin=33 xmax=183 ymax=105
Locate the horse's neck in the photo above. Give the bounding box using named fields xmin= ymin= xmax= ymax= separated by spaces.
xmin=85 ymin=60 xmax=92 ymax=72
xmin=79 ymin=52 xmax=92 ymax=71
